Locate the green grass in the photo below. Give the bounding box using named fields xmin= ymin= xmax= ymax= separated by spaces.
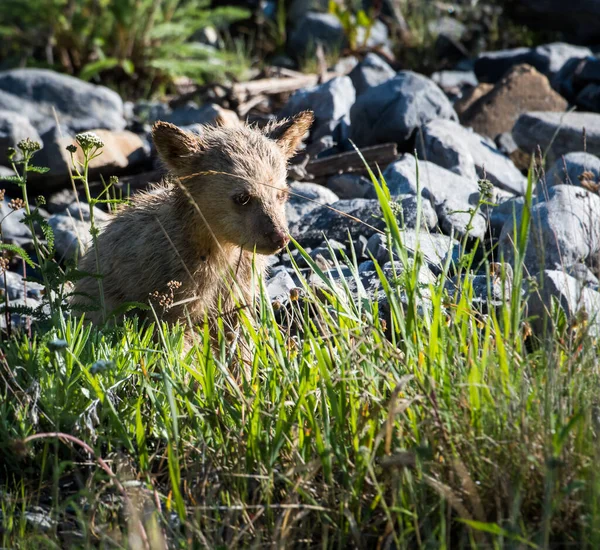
xmin=1 ymin=150 xmax=600 ymax=549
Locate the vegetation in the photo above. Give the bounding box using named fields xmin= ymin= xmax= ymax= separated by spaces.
xmin=0 ymin=139 xmax=598 ymax=547
xmin=0 ymin=0 xmax=250 ymax=95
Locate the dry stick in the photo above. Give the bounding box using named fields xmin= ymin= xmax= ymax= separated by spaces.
xmin=23 ymin=431 xmax=150 ymax=550
xmin=52 ymin=107 xmax=85 ymax=226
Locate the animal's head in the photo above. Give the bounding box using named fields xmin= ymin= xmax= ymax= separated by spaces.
xmin=152 ymin=111 xmax=314 ymax=255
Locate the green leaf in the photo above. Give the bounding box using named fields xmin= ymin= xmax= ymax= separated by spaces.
xmin=458 ymin=519 xmax=539 ymax=548
xmin=0 ymin=243 xmax=36 ymax=268
xmin=79 ymin=57 xmax=122 ymax=81
xmin=356 ymin=9 xmax=372 ymax=27
xmin=0 ymin=175 xmax=23 ymax=184
xmin=26 ymin=165 xmax=49 ymax=174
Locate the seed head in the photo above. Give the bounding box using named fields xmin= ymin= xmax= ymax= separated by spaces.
xmin=75 ymin=132 xmax=105 ymax=153
xmin=0 ymin=257 xmax=9 ymax=273
xmin=8 ymin=198 xmax=24 ymax=211
xmin=65 ymin=144 xmax=77 ymax=154
xmin=6 ymin=147 xmax=16 ymax=162
xmin=0 ymin=189 xmax=5 ymax=202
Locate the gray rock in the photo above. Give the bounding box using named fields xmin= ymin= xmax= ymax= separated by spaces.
xmin=513 ymin=111 xmax=600 ymax=163
xmin=475 ymin=43 xmax=592 ymax=83
xmin=35 ymin=124 xmax=73 ymax=177
xmin=576 ymin=83 xmax=600 ymax=113
xmin=163 ymin=102 xmax=232 ymax=127
xmin=498 ymin=185 xmax=600 ymax=272
xmin=348 ymin=53 xmax=396 ymax=96
xmin=334 ymin=55 xmax=359 ymax=74
xmin=326 ymin=173 xmax=373 ymax=199
xmin=286 ymin=182 xmax=339 ymax=225
xmin=357 ymin=19 xmax=391 ymax=50
xmin=0 ymin=110 xmax=42 ymax=162
xmin=427 ymin=16 xmax=467 ymax=41
xmin=0 ymin=199 xmax=32 ymax=242
xmin=47 ymin=188 xmax=79 ymax=214
xmin=538 ymin=152 xmax=600 ymax=195
xmin=489 ymin=196 xmax=525 ymax=237
xmin=431 ymin=70 xmax=478 ymax=90
xmin=416 ymin=119 xmax=526 ymax=194
xmin=495 ymin=132 xmax=520 ymax=156
xmin=288 ymin=12 xmax=347 ymax=59
xmin=367 ymin=230 xmax=461 ymax=273
xmin=0 ymin=270 xmax=44 ymax=301
xmin=528 ymin=269 xmax=600 ymax=335
xmin=291 ymin=195 xmax=437 ymax=248
xmin=0 ymin=69 xmax=125 ymax=135
xmin=379 ymin=155 xmax=487 ymax=239
xmin=280 ymin=76 xmax=355 ymax=139
xmin=287 ymin=0 xmax=329 ymax=26
xmin=266 ymin=268 xmax=297 ymax=303
xmin=134 ymin=101 xmax=171 ymax=123
xmin=48 ymin=214 xmax=93 ymax=261
xmin=350 ymin=71 xmax=457 ymax=148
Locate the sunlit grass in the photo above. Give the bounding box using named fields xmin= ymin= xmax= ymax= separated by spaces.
xmin=1 ymin=159 xmax=600 ymax=549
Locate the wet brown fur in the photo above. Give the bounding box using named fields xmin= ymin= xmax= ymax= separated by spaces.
xmin=72 ymin=111 xmax=314 ymax=336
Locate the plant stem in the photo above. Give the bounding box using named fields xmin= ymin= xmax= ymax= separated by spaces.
xmin=12 ymin=154 xmax=58 ymax=323
xmin=79 ymin=148 xmax=106 ymax=323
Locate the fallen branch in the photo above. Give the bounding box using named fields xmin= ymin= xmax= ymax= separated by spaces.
xmin=231 ymin=72 xmax=338 ymax=103
xmin=306 ymin=143 xmax=399 ymax=179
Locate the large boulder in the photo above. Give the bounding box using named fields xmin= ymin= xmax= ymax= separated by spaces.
xmin=416 ymin=119 xmax=526 ymax=195
xmin=460 ymin=64 xmax=568 ymax=140
xmin=288 ymin=12 xmax=347 ymax=59
xmin=498 ymin=185 xmax=600 ymax=273
xmin=474 ymin=43 xmax=592 ymax=83
xmin=349 ymin=71 xmax=457 ymax=148
xmin=0 ymin=69 xmax=125 ymax=135
xmin=512 ymin=111 xmax=600 ymax=162
xmin=378 ymin=154 xmax=487 ymax=240
xmin=280 ymin=76 xmax=355 ymax=140
xmin=291 ymin=196 xmax=437 ymax=248
xmin=0 ymin=110 xmax=42 ymax=162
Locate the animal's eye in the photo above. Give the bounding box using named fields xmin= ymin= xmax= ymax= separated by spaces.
xmin=232 ymin=192 xmax=251 ymax=206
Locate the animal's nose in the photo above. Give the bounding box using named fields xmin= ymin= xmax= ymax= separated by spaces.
xmin=269 ymin=230 xmax=289 ymax=249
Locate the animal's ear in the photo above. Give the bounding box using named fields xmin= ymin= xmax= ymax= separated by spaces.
xmin=152 ymin=121 xmax=202 ymax=173
xmin=264 ymin=111 xmax=314 ymax=158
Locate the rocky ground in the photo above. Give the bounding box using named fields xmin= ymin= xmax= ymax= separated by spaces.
xmin=2 ymin=8 xmax=600 ymax=334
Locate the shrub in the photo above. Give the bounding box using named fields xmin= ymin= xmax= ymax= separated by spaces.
xmin=0 ymin=0 xmax=250 ymax=95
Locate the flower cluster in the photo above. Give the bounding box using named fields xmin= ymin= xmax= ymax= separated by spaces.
xmin=75 ymin=132 xmax=105 ymax=154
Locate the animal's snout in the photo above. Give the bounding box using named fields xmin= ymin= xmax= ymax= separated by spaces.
xmin=267 ymin=229 xmax=289 ymax=249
